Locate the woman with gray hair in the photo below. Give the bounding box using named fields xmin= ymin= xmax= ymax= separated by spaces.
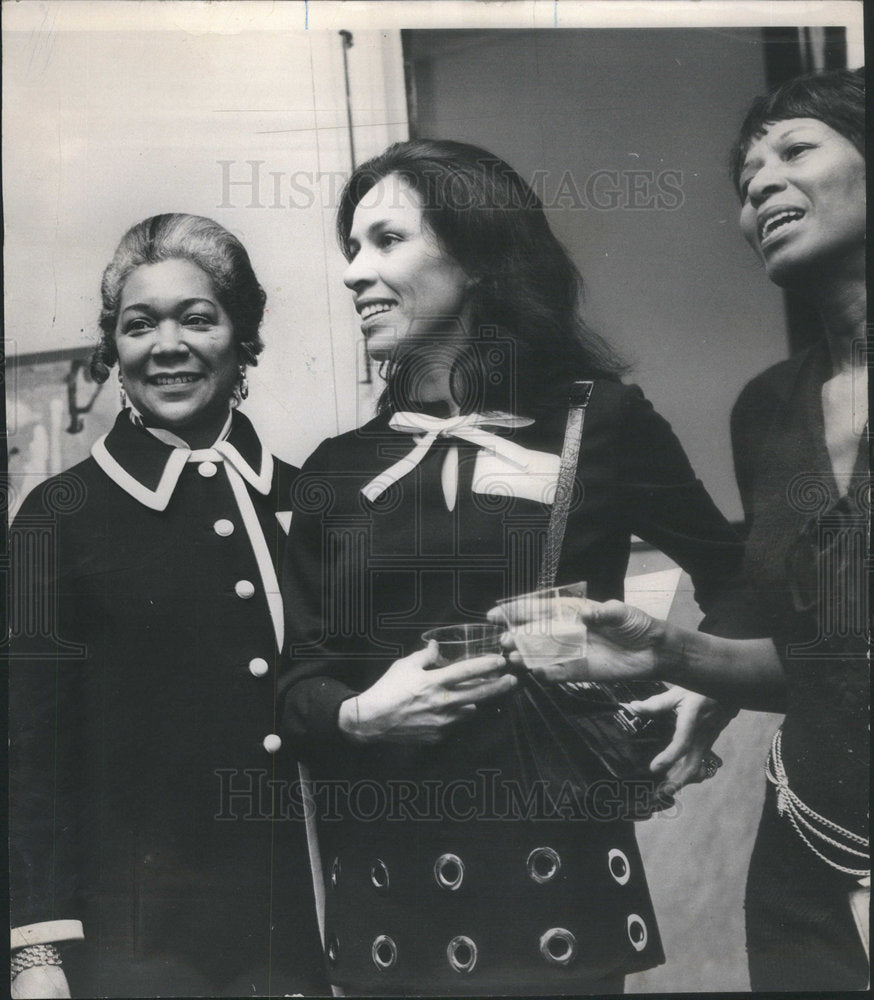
xmin=9 ymin=214 xmax=326 ymax=998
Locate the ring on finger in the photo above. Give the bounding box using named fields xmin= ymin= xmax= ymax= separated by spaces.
xmin=700 ymin=752 xmax=722 ymax=780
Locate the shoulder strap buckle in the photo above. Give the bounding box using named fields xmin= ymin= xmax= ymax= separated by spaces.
xmin=568 ymin=380 xmax=594 ymax=409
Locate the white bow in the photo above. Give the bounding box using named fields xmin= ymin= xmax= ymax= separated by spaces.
xmin=362 ymin=411 xmax=534 ymax=511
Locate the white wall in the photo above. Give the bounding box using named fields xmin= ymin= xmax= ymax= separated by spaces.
xmin=3 ymin=15 xmax=407 ymax=468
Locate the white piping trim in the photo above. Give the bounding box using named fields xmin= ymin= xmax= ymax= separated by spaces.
xmin=298 ymin=761 xmax=327 ymax=948
xmin=187 ymin=447 xmax=222 ymax=462
xmin=11 ymin=920 xmax=84 ymax=949
xmin=91 ymin=435 xmax=188 ymax=512
xmin=225 ymin=462 xmax=330 ymax=986
xmin=224 ymin=463 xmax=284 ymax=649
xmin=217 ymin=440 xmax=273 ymax=495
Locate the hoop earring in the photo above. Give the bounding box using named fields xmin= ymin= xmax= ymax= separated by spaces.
xmin=237 ymin=365 xmax=249 ymax=401
xmin=119 ymin=373 xmax=127 ymax=409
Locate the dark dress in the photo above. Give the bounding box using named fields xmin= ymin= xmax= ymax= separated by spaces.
xmin=279 ymin=382 xmax=742 ymax=995
xmin=703 ymin=342 xmax=869 ymax=990
xmin=8 ymin=410 xmax=327 ymax=997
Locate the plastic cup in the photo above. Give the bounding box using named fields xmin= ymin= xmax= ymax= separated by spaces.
xmin=495 ymin=581 xmax=587 ymax=670
xmin=421 ymin=623 xmax=505 ymax=668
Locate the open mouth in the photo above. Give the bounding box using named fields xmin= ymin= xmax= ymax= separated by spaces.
xmin=358 ymin=300 xmax=396 ymax=322
xmin=148 ymin=374 xmax=203 ymax=386
xmin=758 ymin=208 xmax=805 ymax=244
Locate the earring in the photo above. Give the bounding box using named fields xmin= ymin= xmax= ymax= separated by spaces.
xmin=118 ymin=373 xmax=127 ymax=409
xmin=237 ymin=365 xmax=249 ymax=401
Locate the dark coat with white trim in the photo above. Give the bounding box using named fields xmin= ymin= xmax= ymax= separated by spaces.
xmin=8 ymin=410 xmax=327 ymax=997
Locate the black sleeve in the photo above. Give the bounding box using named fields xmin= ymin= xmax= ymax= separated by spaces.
xmin=616 ymin=385 xmax=743 ymax=614
xmin=8 ymin=482 xmax=86 ymax=930
xmin=277 ymin=438 xmax=364 ymax=762
xmin=730 ymin=374 xmax=783 ymax=531
xmin=698 ymin=374 xmax=784 ymax=639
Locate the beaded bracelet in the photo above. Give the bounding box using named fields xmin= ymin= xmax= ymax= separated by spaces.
xmin=10 ymin=943 xmax=63 ymax=979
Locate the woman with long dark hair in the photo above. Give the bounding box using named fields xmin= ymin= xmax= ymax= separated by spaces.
xmin=506 ymin=68 xmax=869 ymax=990
xmin=279 ymin=139 xmax=742 ymax=994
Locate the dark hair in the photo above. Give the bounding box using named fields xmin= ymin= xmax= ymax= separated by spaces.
xmin=337 ymin=139 xmax=626 ymax=417
xmin=730 ymin=67 xmax=865 ymax=195
xmin=91 ymin=213 xmax=266 ymax=383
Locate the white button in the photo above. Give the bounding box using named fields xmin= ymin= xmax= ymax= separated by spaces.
xmin=263 ymin=734 xmax=282 ymax=754
xmin=198 ymin=462 xmax=218 ymax=478
xmin=214 ymin=519 xmax=234 ymax=537
xmin=235 ymin=579 xmax=256 ymax=599
xmin=248 ymin=657 xmax=269 ymax=678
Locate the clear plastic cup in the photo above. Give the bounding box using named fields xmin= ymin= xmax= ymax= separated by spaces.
xmin=421 ymin=623 xmax=505 ymax=667
xmin=495 ymin=581 xmax=587 ymax=671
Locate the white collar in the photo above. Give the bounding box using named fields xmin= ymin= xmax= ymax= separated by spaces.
xmin=128 ymin=405 xmax=234 ymax=450
xmin=92 ymin=409 xmax=273 ymax=511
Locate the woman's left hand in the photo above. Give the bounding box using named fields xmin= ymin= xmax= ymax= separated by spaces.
xmin=625 ymin=686 xmax=734 ymax=790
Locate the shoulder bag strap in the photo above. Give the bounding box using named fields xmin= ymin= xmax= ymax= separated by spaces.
xmin=537 ymin=380 xmax=594 ymax=589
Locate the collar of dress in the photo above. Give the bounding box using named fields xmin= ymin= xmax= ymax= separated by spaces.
xmin=90 ymin=408 xmax=273 ymax=511
xmin=362 ymin=410 xmax=538 ymax=512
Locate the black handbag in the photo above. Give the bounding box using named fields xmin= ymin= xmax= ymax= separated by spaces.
xmin=507 ymin=380 xmax=677 ymax=820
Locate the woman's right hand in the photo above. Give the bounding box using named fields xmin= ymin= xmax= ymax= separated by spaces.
xmin=11 ymin=966 xmax=72 ymax=999
xmin=339 ymin=642 xmax=516 ymax=744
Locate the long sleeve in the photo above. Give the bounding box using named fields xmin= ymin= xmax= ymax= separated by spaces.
xmin=278 ymin=437 xmax=363 ymax=760
xmin=615 ymin=385 xmax=743 ymax=614
xmin=698 ymin=359 xmax=805 ymax=641
xmin=8 ymin=480 xmax=87 ymax=936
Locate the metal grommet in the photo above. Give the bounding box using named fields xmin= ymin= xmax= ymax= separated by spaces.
xmin=371 ymin=934 xmax=398 ymax=970
xmin=527 ymin=846 xmax=561 ymax=884
xmin=627 ymin=914 xmax=648 ymax=952
xmin=434 ymin=853 xmax=465 ymax=891
xmin=539 ymin=927 xmax=577 ymax=966
xmin=446 ymin=935 xmax=478 ymax=974
xmin=370 ymin=858 xmax=390 ymax=892
xmin=330 ymin=856 xmax=341 ymax=888
xmin=608 ymin=848 xmax=631 ymax=885
xmin=326 ymin=932 xmax=340 ymax=966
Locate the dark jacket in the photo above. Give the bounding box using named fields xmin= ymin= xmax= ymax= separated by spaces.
xmin=279 ymin=382 xmax=742 ymax=993
xmin=9 ymin=410 xmax=327 ymax=997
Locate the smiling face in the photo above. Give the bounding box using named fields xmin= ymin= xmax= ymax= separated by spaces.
xmin=115 ymin=258 xmax=240 ymax=447
xmin=342 ymin=173 xmax=473 ymax=361
xmin=738 ymin=118 xmax=865 ymax=288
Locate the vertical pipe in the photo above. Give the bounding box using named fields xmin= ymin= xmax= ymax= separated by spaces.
xmin=339 ymin=30 xmax=356 ymax=171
